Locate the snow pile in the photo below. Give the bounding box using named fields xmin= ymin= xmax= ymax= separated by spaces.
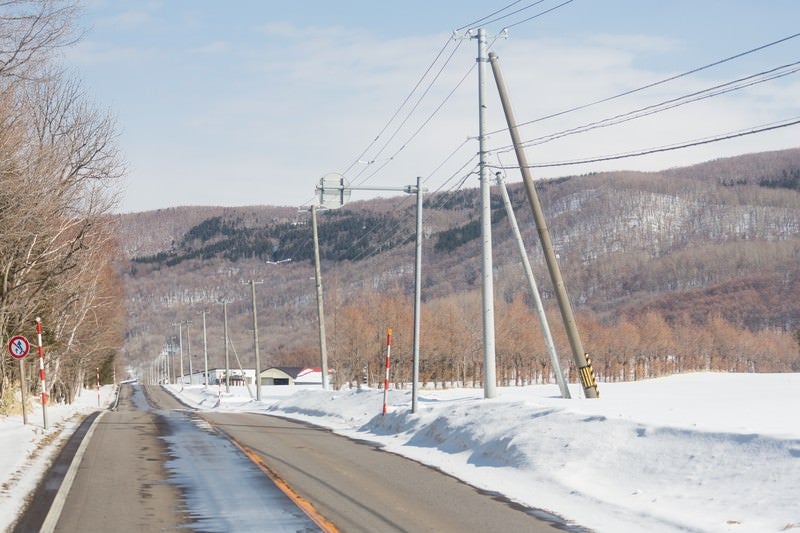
xmin=1 ymin=374 xmax=798 ymax=532
xmin=0 ymin=385 xmax=116 ymax=531
xmin=175 ymin=373 xmax=800 ymax=532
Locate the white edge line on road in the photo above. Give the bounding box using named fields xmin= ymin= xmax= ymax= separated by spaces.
xmin=39 ymin=411 xmax=106 ymax=533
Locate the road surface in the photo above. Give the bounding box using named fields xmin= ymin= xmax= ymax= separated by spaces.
xmin=204 ymin=410 xmax=564 ymax=532
xmin=19 ymin=384 xmax=566 ymax=532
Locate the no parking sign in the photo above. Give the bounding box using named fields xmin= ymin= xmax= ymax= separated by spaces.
xmin=8 ymin=335 xmax=30 ymax=359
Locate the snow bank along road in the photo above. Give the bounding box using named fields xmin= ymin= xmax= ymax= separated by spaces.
xmin=20 ymin=384 xmax=564 ymax=532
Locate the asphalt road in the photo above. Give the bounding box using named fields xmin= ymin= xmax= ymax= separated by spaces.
xmin=48 ymin=384 xmax=190 ymax=532
xmin=203 ymin=408 xmax=564 ymax=532
xmin=20 ymin=385 xmax=566 ymax=532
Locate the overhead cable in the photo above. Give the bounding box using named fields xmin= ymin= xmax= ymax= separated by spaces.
xmin=502 ymin=0 xmax=575 ymax=30
xmin=488 ymin=31 xmax=800 ymax=136
xmin=456 ymin=0 xmax=525 ymax=31
xmin=352 ymin=38 xmax=466 ymax=187
xmin=341 ymin=37 xmax=459 ymax=178
xmin=496 ymin=60 xmax=800 ymax=152
xmin=354 ymin=60 xmax=477 ymax=187
xmin=469 ymin=0 xmax=548 ymax=30
xmin=492 ymin=117 xmax=800 ymax=169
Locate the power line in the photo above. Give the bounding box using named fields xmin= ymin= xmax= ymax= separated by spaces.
xmin=492 ymin=117 xmax=800 ymax=169
xmin=487 ymin=31 xmax=800 ymax=136
xmin=472 ymin=0 xmax=548 ymax=29
xmin=342 ymin=157 xmax=480 ymax=264
xmin=341 ymin=37 xmax=460 ymax=179
xmin=495 ymin=60 xmax=800 ymax=153
xmin=422 ymin=138 xmax=474 ymax=186
xmin=334 ymin=1 xmax=580 ymax=262
xmin=325 ymin=153 xmax=479 ymax=268
xmin=502 ymin=0 xmax=575 ymax=30
xmin=456 ymin=0 xmax=525 ymax=31
xmin=354 ymin=58 xmax=476 ymax=188
xmin=351 ymin=38 xmax=466 ymax=187
xmin=344 ymin=1 xmax=581 ymax=191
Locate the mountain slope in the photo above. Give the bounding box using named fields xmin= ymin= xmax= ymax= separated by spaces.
xmin=118 ymin=148 xmax=800 ymax=373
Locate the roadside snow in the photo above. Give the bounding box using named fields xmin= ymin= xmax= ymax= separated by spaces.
xmin=1 ymin=374 xmax=799 ymax=532
xmin=173 ymin=373 xmax=800 ymax=533
xmin=0 ymin=385 xmax=115 ymax=531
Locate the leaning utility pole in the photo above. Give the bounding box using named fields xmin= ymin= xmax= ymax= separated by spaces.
xmin=496 ymin=172 xmax=570 ymax=399
xmin=488 ymin=51 xmax=599 ymax=398
xmin=475 ymin=28 xmax=497 ymax=399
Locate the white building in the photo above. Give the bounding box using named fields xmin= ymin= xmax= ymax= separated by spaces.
xmin=260 ymin=367 xmax=330 ymax=386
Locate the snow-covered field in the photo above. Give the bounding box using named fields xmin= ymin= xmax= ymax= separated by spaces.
xmin=2 ymin=373 xmax=799 ymax=532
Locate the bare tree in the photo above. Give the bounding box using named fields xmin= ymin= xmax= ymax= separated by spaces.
xmin=0 ymin=1 xmax=125 ymax=407
xmin=0 ymin=0 xmax=78 ymax=84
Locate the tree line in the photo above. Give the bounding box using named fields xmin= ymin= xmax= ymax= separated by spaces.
xmin=131 ymin=209 xmax=409 ymax=268
xmin=0 ymin=1 xmax=124 ymax=412
xmin=288 ymin=287 xmax=800 ymax=390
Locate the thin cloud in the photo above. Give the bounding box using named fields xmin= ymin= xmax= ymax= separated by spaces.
xmin=67 ymin=40 xmax=160 ymax=66
xmin=190 ymin=40 xmax=231 ymax=55
xmin=93 ymin=3 xmax=164 ymax=30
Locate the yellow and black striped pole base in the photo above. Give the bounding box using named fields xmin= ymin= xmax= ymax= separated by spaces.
xmin=579 ymin=354 xmax=600 ymax=398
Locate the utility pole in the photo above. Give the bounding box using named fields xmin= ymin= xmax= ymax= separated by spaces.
xmin=488 ymin=51 xmax=599 ymax=398
xmin=315 ymin=175 xmax=427 ymax=406
xmin=202 ymin=310 xmax=209 ymax=387
xmin=311 ymin=205 xmax=330 ymax=390
xmin=411 ymin=176 xmax=423 ymax=413
xmin=172 ymin=322 xmax=184 ymax=388
xmin=243 ymin=279 xmax=264 ymax=401
xmin=164 ymin=351 xmax=170 ymax=384
xmin=475 ymin=27 xmax=497 ymax=399
xmin=223 ymin=301 xmax=230 ymax=394
xmin=186 ymin=321 xmax=193 ymax=385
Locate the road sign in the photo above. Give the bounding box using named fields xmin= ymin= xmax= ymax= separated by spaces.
xmin=8 ymin=335 xmax=30 ymax=359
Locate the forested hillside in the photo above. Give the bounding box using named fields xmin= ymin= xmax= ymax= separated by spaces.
xmin=119 ymin=148 xmax=800 ymax=387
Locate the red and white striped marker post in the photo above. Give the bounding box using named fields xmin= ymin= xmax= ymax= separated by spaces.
xmin=96 ymin=367 xmax=100 ymax=407
xmin=382 ymin=328 xmax=392 ymax=415
xmin=35 ymin=317 xmax=48 ymax=429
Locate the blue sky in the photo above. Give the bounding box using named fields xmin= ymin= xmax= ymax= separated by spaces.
xmin=66 ymin=1 xmax=800 ymax=213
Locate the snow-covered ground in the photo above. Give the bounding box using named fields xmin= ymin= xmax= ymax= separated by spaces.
xmin=2 ymin=373 xmax=799 ymax=532
xmin=0 ymin=385 xmax=116 ymax=531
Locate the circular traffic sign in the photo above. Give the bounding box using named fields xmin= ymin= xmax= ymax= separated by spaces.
xmin=8 ymin=335 xmax=30 ymax=359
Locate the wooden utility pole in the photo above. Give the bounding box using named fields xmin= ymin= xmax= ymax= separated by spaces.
xmin=488 ymin=51 xmax=599 ymax=398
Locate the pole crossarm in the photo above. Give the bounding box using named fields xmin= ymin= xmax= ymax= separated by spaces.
xmin=316 ymin=182 xmax=427 ymax=195
xmin=311 ymin=175 xmax=427 ymax=406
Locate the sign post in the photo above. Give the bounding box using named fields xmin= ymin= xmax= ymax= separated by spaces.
xmin=35 ymin=318 xmax=48 ymax=429
xmin=8 ymin=336 xmax=30 ymax=425
xmin=382 ymin=328 xmax=392 ymax=415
